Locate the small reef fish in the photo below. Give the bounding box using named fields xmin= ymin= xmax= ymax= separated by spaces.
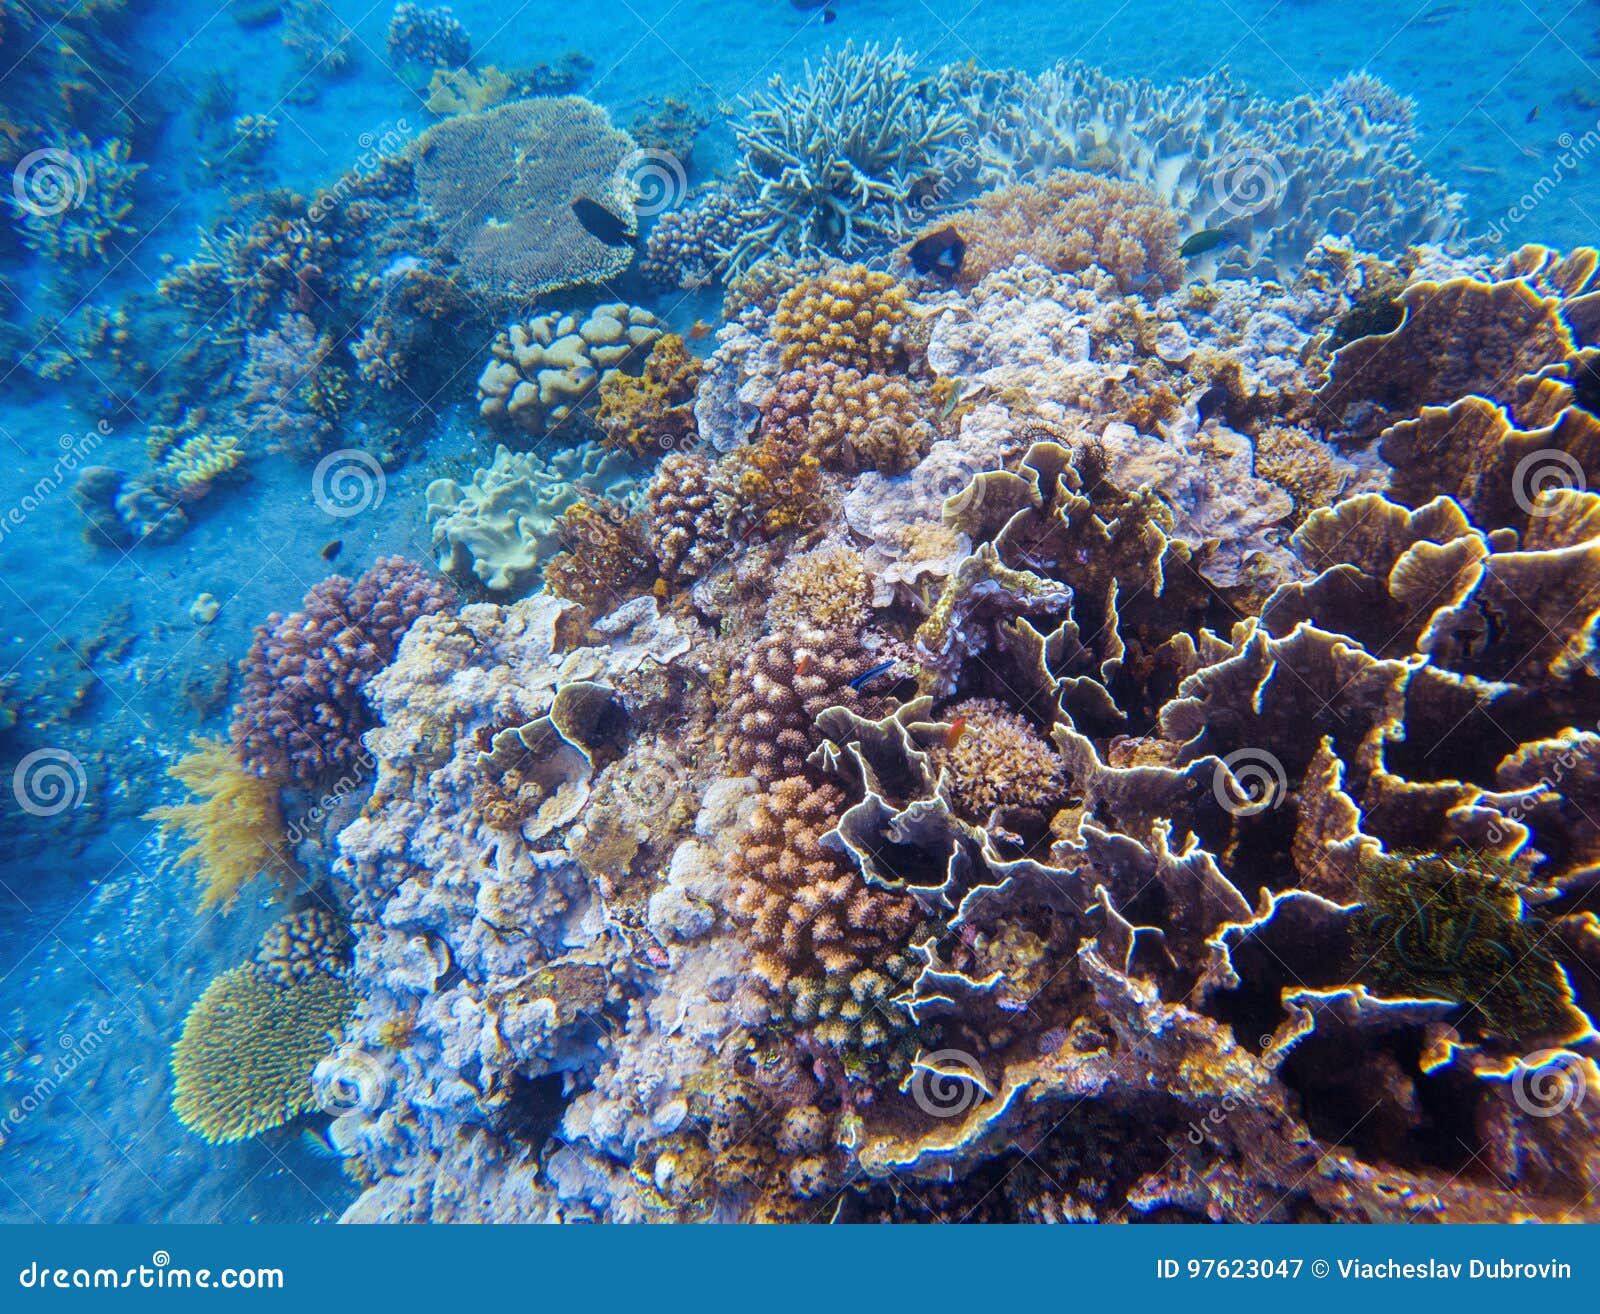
xmin=946 ymin=715 xmax=968 ymax=749
xmin=1526 ymin=105 xmax=1541 ymax=123
xmin=848 ymin=660 xmax=896 ymax=691
xmin=319 ymin=538 xmax=342 ymax=561
xmin=1179 ymin=228 xmax=1233 ymax=259
xmin=1195 ymin=384 xmax=1232 ymax=425
xmin=686 ymin=319 xmax=713 ymax=341
xmin=570 ymin=195 xmax=634 ymax=248
xmin=907 ymin=224 xmax=965 ymax=279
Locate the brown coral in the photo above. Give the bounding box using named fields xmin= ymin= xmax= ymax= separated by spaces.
xmin=761 ymin=360 xmax=933 ymax=473
xmin=773 ymin=265 xmax=912 ymax=372
xmin=769 ymin=546 xmax=875 ymax=633
xmin=925 ymin=170 xmax=1183 ymax=295
xmin=927 ymin=697 xmax=1067 ymax=824
xmin=647 ymin=452 xmax=727 ymax=583
xmin=729 ymin=437 xmax=822 ymax=539
xmin=597 ymin=334 xmax=705 ymax=456
xmin=543 ymin=498 xmax=657 ymax=612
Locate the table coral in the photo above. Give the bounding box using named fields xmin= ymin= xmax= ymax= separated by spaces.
xmin=411 ymin=98 xmax=638 ymax=302
xmin=231 ymin=556 xmax=454 ymax=782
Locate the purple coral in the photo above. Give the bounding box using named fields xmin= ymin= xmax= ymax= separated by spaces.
xmin=232 ymin=556 xmax=454 ymax=783
xmin=641 ymin=191 xmax=763 ymax=291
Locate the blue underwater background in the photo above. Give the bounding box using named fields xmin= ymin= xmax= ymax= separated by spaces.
xmin=0 ymin=0 xmax=1597 ymax=1223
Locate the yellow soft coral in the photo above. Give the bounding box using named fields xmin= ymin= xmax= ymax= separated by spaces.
xmin=145 ymin=737 xmax=297 ymax=911
xmin=596 ymin=334 xmax=703 ymax=456
xmin=158 ymin=433 xmax=246 ymax=495
xmin=171 ymin=961 xmax=355 ymax=1142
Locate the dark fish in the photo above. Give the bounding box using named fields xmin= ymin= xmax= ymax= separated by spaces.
xmin=1179 ymin=228 xmax=1232 ymax=259
xmin=570 ymin=195 xmax=634 ymax=248
xmin=1195 ymin=384 xmax=1231 ymax=425
xmin=908 ymin=225 xmax=965 ymax=279
xmin=848 ymin=660 xmax=896 ymax=691
xmin=320 ymin=538 xmax=342 ymax=561
xmin=1527 ymin=104 xmax=1541 ymax=123
xmin=822 ymin=5 xmax=836 ymax=21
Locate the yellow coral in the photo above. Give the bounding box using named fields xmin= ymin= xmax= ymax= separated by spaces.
xmin=145 ymin=737 xmax=298 ymax=911
xmin=773 ymin=265 xmax=911 ymax=371
xmin=733 ymin=439 xmax=821 ymax=537
xmin=424 ymin=65 xmax=513 ymax=115
xmin=769 ymin=546 xmax=874 ymax=632
xmin=158 ymin=433 xmax=246 ymax=494
xmin=597 ymin=334 xmax=703 ymax=456
xmin=171 ymin=961 xmax=355 ymax=1143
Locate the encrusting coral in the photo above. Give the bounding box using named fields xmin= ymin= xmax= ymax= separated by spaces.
xmin=145 ymin=737 xmax=298 ymax=911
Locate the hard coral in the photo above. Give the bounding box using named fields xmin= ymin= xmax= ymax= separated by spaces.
xmin=927 ymin=170 xmax=1183 ymax=297
xmin=646 ymin=452 xmax=727 ymax=583
xmin=597 ymin=334 xmax=704 ymax=456
xmin=542 ymin=499 xmax=656 ymax=613
xmin=641 ymin=191 xmax=764 ymax=291
xmin=927 ymin=697 xmax=1067 ymax=824
xmin=761 ymin=360 xmax=932 ymax=474
xmin=773 ymin=264 xmax=912 ymax=371
xmin=145 ymin=737 xmax=298 ymax=911
xmin=231 ymin=557 xmax=454 ymax=783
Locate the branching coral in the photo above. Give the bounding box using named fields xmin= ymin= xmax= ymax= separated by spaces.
xmin=646 ymin=452 xmax=727 ymax=583
xmin=157 ymin=433 xmax=246 ymax=497
xmin=542 ymin=499 xmax=657 ymax=613
xmin=231 ymin=557 xmax=454 ymax=782
xmin=10 ymin=134 xmax=145 ymax=263
xmin=145 ymin=737 xmax=298 ymax=911
xmin=761 ymin=360 xmax=932 ymax=473
xmin=926 ymin=697 xmax=1067 ymax=824
xmin=726 ymin=42 xmax=969 ymax=275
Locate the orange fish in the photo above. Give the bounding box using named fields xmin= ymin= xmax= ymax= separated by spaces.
xmin=947 ymin=716 xmax=968 ymax=749
xmin=687 ymin=319 xmax=713 ymax=341
xmin=795 ymin=653 xmax=812 ymax=676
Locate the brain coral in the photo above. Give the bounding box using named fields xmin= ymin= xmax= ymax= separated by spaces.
xmin=411 ymin=97 xmax=639 ymax=301
xmin=171 ymin=941 xmax=355 ymax=1143
xmin=231 ymin=556 xmax=454 ymax=783
xmin=921 ymin=170 xmax=1183 ymax=296
xmin=477 ymin=304 xmax=664 ymax=437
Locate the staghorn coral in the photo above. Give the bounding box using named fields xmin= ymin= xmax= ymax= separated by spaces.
xmin=477 ymin=304 xmax=664 ymax=438
xmin=145 ymin=737 xmax=298 ymax=912
xmin=411 ymin=98 xmax=638 ymax=302
xmin=646 ymin=452 xmax=728 ymax=583
xmin=171 ymin=932 xmax=355 ymax=1143
xmin=9 ymin=134 xmax=145 ymax=263
xmin=922 ymin=170 xmax=1182 ymax=296
xmin=773 ymin=264 xmax=912 ymax=371
xmin=231 ymin=557 xmax=454 ymax=783
xmin=597 ymin=334 xmax=704 ymax=457
xmin=156 ymin=433 xmax=246 ymax=497
xmin=725 ymin=42 xmax=969 ymax=276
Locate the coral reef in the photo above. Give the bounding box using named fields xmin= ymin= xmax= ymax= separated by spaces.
xmin=641 ymin=191 xmax=764 ymax=290
xmin=145 ymin=737 xmax=298 ymax=911
xmin=726 ymin=42 xmax=968 ymax=275
xmin=411 ymin=98 xmax=639 ymax=301
xmin=9 ymin=134 xmax=145 ymax=263
xmin=427 ymin=442 xmax=642 ymax=592
xmin=171 ymin=915 xmax=356 ymax=1143
xmin=646 ymin=452 xmax=727 ymax=583
xmin=386 ymin=2 xmax=470 ymax=75
xmin=478 ymin=305 xmax=664 ymax=438
xmin=773 ymin=265 xmax=912 ymax=371
xmin=231 ymin=557 xmax=455 ymax=782
xmin=597 ymin=334 xmax=704 ymax=457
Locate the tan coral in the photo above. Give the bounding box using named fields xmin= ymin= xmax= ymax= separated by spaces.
xmin=773 ymin=265 xmax=912 ymax=372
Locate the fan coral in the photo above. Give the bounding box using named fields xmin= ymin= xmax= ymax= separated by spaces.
xmin=773 ymin=265 xmax=912 ymax=371
xmin=411 ymin=98 xmax=638 ymax=301
xmin=597 ymin=334 xmax=704 ymax=456
xmin=958 ymin=62 xmax=1463 ymax=282
xmin=231 ymin=557 xmax=454 ymax=783
xmin=726 ymin=626 xmax=883 ymax=782
xmin=761 ymin=360 xmax=932 ymax=473
xmin=477 ymin=304 xmax=664 ymax=437
xmin=646 ymin=452 xmax=727 ymax=583
xmin=9 ymin=134 xmax=145 ymax=263
xmin=171 ymin=937 xmax=355 ymax=1143
xmin=641 ymin=191 xmax=764 ymax=290
xmin=729 ymin=775 xmax=922 ymax=990
xmin=726 ymin=42 xmax=969 ymax=275
xmin=924 ymin=171 xmax=1183 ymax=296
xmin=926 ymin=697 xmax=1067 ymax=824
xmin=145 ymin=737 xmax=298 ymax=911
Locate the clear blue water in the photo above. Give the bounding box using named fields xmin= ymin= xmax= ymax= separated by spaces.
xmin=0 ymin=0 xmax=1596 ymax=1223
